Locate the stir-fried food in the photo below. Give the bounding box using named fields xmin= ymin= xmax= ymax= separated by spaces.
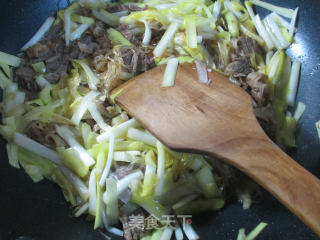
xmin=0 ymin=0 xmax=306 ymax=239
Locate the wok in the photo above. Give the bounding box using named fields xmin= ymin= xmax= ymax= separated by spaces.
xmin=0 ymin=0 xmax=319 ymax=239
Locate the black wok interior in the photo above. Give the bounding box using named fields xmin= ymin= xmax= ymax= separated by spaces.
xmin=0 ymin=0 xmax=319 ymax=239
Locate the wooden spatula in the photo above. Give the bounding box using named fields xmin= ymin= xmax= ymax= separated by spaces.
xmin=111 ymin=62 xmax=320 ymax=235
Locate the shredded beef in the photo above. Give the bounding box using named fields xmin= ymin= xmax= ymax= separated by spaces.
xmin=24 ymin=121 xmax=66 ymax=148
xmin=20 ymin=22 xmax=102 ymax=88
xmin=26 ymin=43 xmax=52 ymax=60
xmin=225 ymin=57 xmax=253 ymax=77
xmin=15 ymin=66 xmax=39 ymax=92
xmin=90 ymin=21 xmax=112 ymax=52
xmin=44 ymin=73 xmax=60 ymax=83
xmin=107 ymin=4 xmax=146 ymax=13
xmin=254 ymin=104 xmax=274 ymax=123
xmin=254 ymin=104 xmax=275 ymax=139
xmin=45 ymin=53 xmax=68 ymax=84
xmin=113 ymin=164 xmax=136 ymax=180
xmin=246 ymin=72 xmax=269 ymax=105
xmin=77 ymin=7 xmax=92 ymax=17
xmin=231 ymin=37 xmax=257 ymax=57
xmin=78 ymin=34 xmax=99 ymax=54
xmin=118 ymin=46 xmax=154 ymax=75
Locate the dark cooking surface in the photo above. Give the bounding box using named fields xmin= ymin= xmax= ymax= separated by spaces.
xmin=0 ymin=0 xmax=319 ymax=239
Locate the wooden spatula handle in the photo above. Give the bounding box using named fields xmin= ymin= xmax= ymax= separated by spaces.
xmin=207 ymin=136 xmax=320 ymax=235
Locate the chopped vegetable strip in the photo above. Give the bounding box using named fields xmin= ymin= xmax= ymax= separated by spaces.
xmin=56 ymin=125 xmax=95 ymax=167
xmin=99 ymin=134 xmax=115 ymax=186
xmin=286 ymin=61 xmax=301 ymax=106
xmin=153 ymin=22 xmax=179 ymax=57
xmin=246 ymin=222 xmax=268 ymax=240
xmin=162 ymin=58 xmax=179 ymax=87
xmin=156 ymin=141 xmax=165 ymax=196
xmin=22 ymin=16 xmax=55 ymax=50
xmin=71 ymin=90 xmax=100 ymax=125
xmin=185 ymin=16 xmax=197 ymax=48
xmin=0 ymin=51 xmax=22 ymax=67
xmin=14 ymin=133 xmax=61 ymax=165
xmin=250 ymin=0 xmax=295 ymax=18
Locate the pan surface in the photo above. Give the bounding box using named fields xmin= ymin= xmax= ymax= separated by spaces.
xmin=0 ymin=0 xmax=319 ymax=239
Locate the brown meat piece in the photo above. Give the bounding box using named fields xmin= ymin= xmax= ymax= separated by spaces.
xmin=91 ymin=21 xmax=106 ymax=38
xmin=246 ymin=72 xmax=269 ymax=105
xmin=225 ymin=57 xmax=253 ymax=78
xmin=118 ymin=46 xmax=154 ymax=75
xmin=66 ymin=41 xmax=83 ymax=60
xmin=44 ymin=22 xmax=64 ymax=41
xmin=46 ymin=55 xmax=62 ymax=72
xmin=77 ymin=34 xmax=98 ymax=54
xmin=20 ymin=20 xmax=102 ymax=88
xmin=116 ymin=24 xmax=138 ymax=45
xmin=67 ymin=34 xmax=98 ymax=59
xmin=26 ymin=43 xmax=52 ymax=59
xmin=44 ymin=34 xmax=97 ymax=84
xmin=15 ymin=66 xmax=39 ymax=92
xmin=254 ymin=104 xmax=275 ymax=139
xmin=78 ymin=42 xmax=93 ymax=54
xmin=231 ymin=37 xmax=257 ymax=57
xmin=90 ymin=21 xmax=112 ymax=51
xmin=45 ymin=53 xmax=69 ymax=84
xmin=44 ymin=73 xmax=60 ymax=84
xmin=112 ymin=163 xmax=139 ymax=180
xmin=136 ymin=52 xmax=154 ymax=73
xmin=77 ymin=7 xmax=92 ymax=17
xmin=107 ymin=4 xmax=146 ymax=13
xmin=24 ymin=121 xmax=66 ymax=148
xmin=254 ymin=104 xmax=274 ymax=122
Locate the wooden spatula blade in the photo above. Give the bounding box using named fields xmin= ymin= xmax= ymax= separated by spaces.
xmin=113 ymin=63 xmax=263 ymax=155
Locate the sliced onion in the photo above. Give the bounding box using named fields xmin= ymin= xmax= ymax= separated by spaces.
xmin=175 ymin=226 xmax=184 ymax=240
xmin=213 ymin=1 xmax=221 ymax=19
xmin=71 ymin=91 xmax=100 ymax=125
xmin=74 ymin=202 xmax=89 ymax=217
xmin=101 ymin=209 xmax=124 ymax=236
xmin=183 ymin=222 xmax=199 ymax=240
xmin=289 ymin=8 xmax=299 ymax=36
xmin=14 ymin=133 xmax=61 ymax=165
xmin=112 ymin=10 xmax=129 ymax=17
xmin=254 ymin=14 xmax=275 ymax=50
xmin=117 ymin=170 xmax=143 ymax=195
xmin=88 ymin=103 xmax=110 ymax=130
xmin=265 ymin=16 xmax=289 ymax=49
xmin=286 ymin=61 xmax=301 ymax=106
xmin=270 ymin=12 xmax=291 ymax=30
xmin=141 ymin=19 xmax=152 ymax=45
xmin=99 ymin=134 xmax=115 ymax=187
xmin=64 ymin=10 xmax=71 ymax=46
xmin=293 ymin=102 xmax=306 ymax=121
xmin=88 ymin=169 xmax=97 ymax=215
xmin=22 ymin=16 xmax=55 ymax=50
xmin=70 ymin=23 xmax=90 ymax=41
xmin=224 ymin=1 xmax=243 ymax=18
xmin=60 ymin=166 xmax=89 ymax=201
xmin=162 ymin=58 xmax=179 ymax=87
